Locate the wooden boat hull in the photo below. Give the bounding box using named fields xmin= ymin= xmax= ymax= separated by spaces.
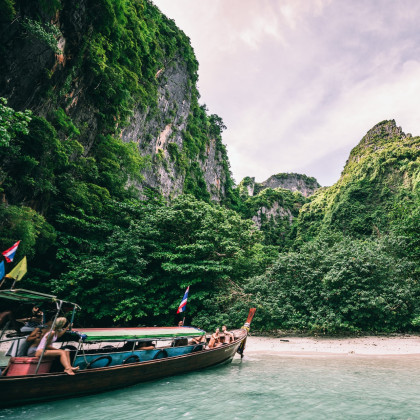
xmin=0 ymin=329 xmax=246 ymax=407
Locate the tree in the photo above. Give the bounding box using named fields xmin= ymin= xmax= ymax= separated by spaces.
xmin=51 ymin=195 xmax=276 ymax=326
xmin=0 ymin=98 xmax=32 ymax=148
xmin=241 ymin=233 xmax=419 ymax=333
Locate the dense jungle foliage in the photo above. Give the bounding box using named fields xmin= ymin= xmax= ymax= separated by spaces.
xmin=0 ymin=1 xmax=419 ymax=334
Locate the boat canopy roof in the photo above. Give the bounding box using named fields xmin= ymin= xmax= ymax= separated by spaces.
xmin=0 ymin=289 xmax=80 ymax=308
xmin=76 ymin=327 xmax=206 ymax=342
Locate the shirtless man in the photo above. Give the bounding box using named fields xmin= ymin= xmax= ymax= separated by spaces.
xmin=222 ymin=325 xmax=234 ymax=344
xmin=208 ymin=328 xmax=222 ymax=349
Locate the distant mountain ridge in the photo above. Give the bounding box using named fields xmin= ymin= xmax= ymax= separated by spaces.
xmin=234 ymin=121 xmax=419 ymax=249
xmin=239 ymin=173 xmax=320 ymax=198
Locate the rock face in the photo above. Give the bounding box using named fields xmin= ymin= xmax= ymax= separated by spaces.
xmin=237 ymin=174 xmax=312 ymax=246
xmin=0 ymin=0 xmax=231 ymax=203
xmin=240 ymin=173 xmax=320 ymax=198
xmin=121 ymin=58 xmax=190 ymax=199
xmin=259 ymin=173 xmax=320 ymax=197
xmin=251 ymin=201 xmax=293 ymax=228
xmin=121 ymin=58 xmax=227 ymax=201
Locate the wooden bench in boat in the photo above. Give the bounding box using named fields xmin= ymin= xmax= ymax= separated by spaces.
xmin=3 ymin=356 xmax=55 ymax=376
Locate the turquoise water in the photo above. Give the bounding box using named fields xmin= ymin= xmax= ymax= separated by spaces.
xmin=1 ymin=352 xmax=420 ymax=419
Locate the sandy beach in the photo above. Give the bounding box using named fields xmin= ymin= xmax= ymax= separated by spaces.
xmin=245 ymin=334 xmax=420 ymax=356
xmin=2 ymin=333 xmax=419 ymax=358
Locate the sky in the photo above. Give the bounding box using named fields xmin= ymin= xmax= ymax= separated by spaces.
xmin=152 ymin=0 xmax=420 ymax=186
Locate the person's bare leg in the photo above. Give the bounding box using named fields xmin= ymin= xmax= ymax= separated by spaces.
xmin=208 ymin=337 xmax=215 ymax=348
xmin=36 ymin=349 xmax=75 ymax=375
xmin=64 ymin=350 xmax=79 ymax=371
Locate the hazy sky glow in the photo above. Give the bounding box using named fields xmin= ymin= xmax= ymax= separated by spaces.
xmin=152 ymin=0 xmax=420 ymax=186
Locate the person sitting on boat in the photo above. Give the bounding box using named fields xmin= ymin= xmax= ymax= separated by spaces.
xmin=0 ymin=309 xmax=18 ymax=331
xmin=177 ymin=320 xmax=184 ymax=327
xmin=208 ymin=328 xmax=222 ymax=349
xmin=222 ymin=325 xmax=234 ymax=344
xmin=26 ymin=319 xmax=53 ymax=357
xmin=135 ymin=340 xmax=155 ymax=350
xmin=34 ymin=317 xmax=78 ymax=375
xmin=4 ymin=305 xmax=43 ymax=357
xmin=190 ymin=333 xmax=206 ymax=345
xmin=17 ymin=305 xmax=43 ymax=333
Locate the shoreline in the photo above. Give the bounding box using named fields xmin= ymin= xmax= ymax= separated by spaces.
xmin=244 ymin=334 xmax=420 ymax=356
xmin=2 ymin=333 xmax=419 ymax=358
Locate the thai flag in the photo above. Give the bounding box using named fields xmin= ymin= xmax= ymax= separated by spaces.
xmin=2 ymin=241 xmax=21 ymax=263
xmin=177 ymin=286 xmax=189 ymax=314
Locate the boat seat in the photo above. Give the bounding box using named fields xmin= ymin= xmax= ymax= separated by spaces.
xmin=4 ymin=356 xmax=54 ymax=376
xmin=174 ymin=338 xmax=188 ymax=347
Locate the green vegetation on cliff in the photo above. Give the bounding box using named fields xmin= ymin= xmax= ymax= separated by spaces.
xmin=1 ymin=0 xmax=235 ymax=205
xmin=238 ymin=186 xmax=307 ymax=250
xmin=297 ymin=120 xmax=419 ymax=242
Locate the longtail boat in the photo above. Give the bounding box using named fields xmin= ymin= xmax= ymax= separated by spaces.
xmin=0 ymin=288 xmax=256 ymax=407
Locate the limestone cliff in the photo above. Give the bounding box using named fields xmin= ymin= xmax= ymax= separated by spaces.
xmin=239 ymin=173 xmax=320 ymax=198
xmin=0 ymin=0 xmax=232 ymax=204
xmin=121 ymin=58 xmax=227 ymax=201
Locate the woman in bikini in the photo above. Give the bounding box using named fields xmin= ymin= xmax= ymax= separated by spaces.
xmin=26 ymin=320 xmax=53 ymax=356
xmin=34 ymin=317 xmax=78 ymax=375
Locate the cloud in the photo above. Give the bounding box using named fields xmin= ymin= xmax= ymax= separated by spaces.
xmin=153 ymin=0 xmax=420 ymax=186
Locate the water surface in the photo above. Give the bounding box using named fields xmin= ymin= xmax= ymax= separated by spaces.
xmin=1 ymin=352 xmax=419 ymax=419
